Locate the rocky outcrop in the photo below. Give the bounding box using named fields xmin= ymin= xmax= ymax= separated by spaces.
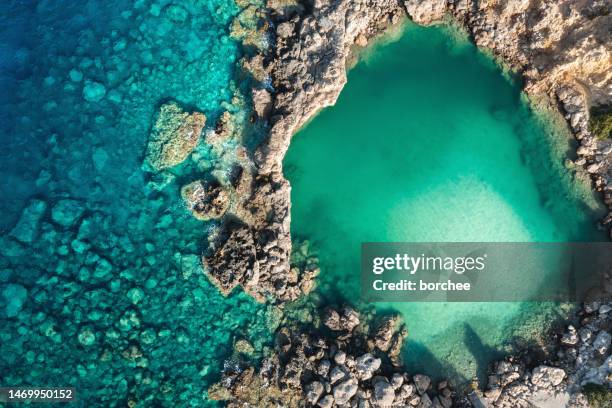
xmin=462 ymin=300 xmax=612 ymax=407
xmin=209 ymin=307 xmax=455 ymax=407
xmin=144 ymin=101 xmax=205 ymax=171
xmin=204 ymin=0 xmax=611 ymax=304
xmin=180 ymin=179 xmax=230 ymax=221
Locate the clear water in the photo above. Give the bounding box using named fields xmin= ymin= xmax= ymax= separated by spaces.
xmin=0 ymin=1 xmax=273 ymax=406
xmin=284 ymin=23 xmax=605 ymax=383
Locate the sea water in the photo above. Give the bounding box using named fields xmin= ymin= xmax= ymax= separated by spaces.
xmin=0 ymin=1 xmax=272 ymax=406
xmin=284 ymin=23 xmax=605 ymax=383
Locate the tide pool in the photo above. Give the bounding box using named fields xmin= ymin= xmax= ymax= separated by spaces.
xmin=284 ymin=23 xmax=605 ymax=383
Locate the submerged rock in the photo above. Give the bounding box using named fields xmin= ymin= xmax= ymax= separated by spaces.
xmin=2 ymin=283 xmax=28 ymax=318
xmin=51 ymin=199 xmax=84 ymax=227
xmin=83 ymin=80 xmax=106 ymax=102
xmin=144 ymin=101 xmax=206 ymax=171
xmin=10 ymin=199 xmax=47 ymax=243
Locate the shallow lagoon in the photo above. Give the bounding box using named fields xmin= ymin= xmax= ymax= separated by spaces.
xmin=284 ymin=22 xmax=604 ymax=382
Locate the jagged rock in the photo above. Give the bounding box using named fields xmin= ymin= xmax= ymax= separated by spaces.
xmin=252 ymin=88 xmax=272 ymax=119
xmin=203 ymin=223 xmax=257 ymax=296
xmin=180 ymin=180 xmax=230 ymax=221
xmin=373 ymin=315 xmax=399 ymax=351
xmin=334 ymin=350 xmax=347 ymax=365
xmin=561 ymin=325 xmax=579 ymax=346
xmin=144 ymin=101 xmax=205 ymax=171
xmin=318 ymin=359 xmax=331 ymax=377
xmin=318 ymin=394 xmax=334 ymax=408
xmin=329 ymin=365 xmax=347 ymax=384
xmin=403 ymin=0 xmax=447 ymax=25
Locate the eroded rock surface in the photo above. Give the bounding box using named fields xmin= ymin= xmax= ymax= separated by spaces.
xmin=144 ymin=101 xmax=205 ymax=171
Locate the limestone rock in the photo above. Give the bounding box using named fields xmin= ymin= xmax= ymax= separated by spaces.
xmin=180 ymin=180 xmax=230 ymax=221
xmin=531 ymin=366 xmax=566 ymax=387
xmin=404 ymin=0 xmax=447 ymax=25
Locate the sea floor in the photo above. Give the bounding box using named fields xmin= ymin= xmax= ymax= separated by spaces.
xmin=284 ymin=22 xmax=605 ymax=383
xmin=0 ymin=0 xmax=272 ymax=406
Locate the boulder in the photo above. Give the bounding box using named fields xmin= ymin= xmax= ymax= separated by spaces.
xmin=333 ymin=379 xmax=358 ymax=405
xmin=530 ymin=366 xmax=566 ymax=387
xmin=306 ymin=381 xmax=324 ymax=404
xmin=372 ymin=378 xmax=395 ymax=407
xmin=355 ymin=353 xmax=381 ymax=380
xmin=83 ymin=80 xmax=106 ymax=102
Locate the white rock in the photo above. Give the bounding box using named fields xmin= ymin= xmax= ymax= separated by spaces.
xmin=531 ymin=366 xmax=566 ymax=387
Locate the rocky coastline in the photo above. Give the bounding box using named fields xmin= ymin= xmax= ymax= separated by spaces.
xmin=200 ymin=0 xmax=612 ymax=406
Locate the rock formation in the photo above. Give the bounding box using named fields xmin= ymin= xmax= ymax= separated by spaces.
xmin=144 ymin=101 xmax=206 ymax=171
xmin=209 ymin=307 xmax=455 ymax=407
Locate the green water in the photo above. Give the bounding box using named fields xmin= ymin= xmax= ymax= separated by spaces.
xmin=284 ymin=23 xmax=604 ymax=383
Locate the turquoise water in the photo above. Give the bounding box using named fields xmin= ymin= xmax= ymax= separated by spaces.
xmin=0 ymin=1 xmax=272 ymax=406
xmin=284 ymin=23 xmax=605 ymax=383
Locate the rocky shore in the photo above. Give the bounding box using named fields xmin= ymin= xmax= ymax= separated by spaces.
xmin=201 ymin=0 xmax=612 ymax=406
xmin=209 ymin=306 xmax=457 ymax=407
xmin=203 ymin=0 xmax=611 ymax=302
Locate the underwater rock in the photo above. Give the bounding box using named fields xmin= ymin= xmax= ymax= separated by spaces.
xmin=82 ymin=80 xmax=107 ymax=102
xmin=10 ymin=199 xmax=47 ymax=244
xmin=144 ymin=101 xmax=206 ymax=171
xmin=92 ymin=147 xmax=109 ymax=171
xmin=2 ymin=283 xmax=28 ymax=318
xmin=51 ymin=199 xmax=84 ymax=227
xmin=180 ymin=180 xmax=230 ymax=221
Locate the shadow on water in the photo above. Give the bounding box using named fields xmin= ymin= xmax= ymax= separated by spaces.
xmin=463 ymin=323 xmax=505 ymax=386
xmin=402 ymin=340 xmax=469 ymax=386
